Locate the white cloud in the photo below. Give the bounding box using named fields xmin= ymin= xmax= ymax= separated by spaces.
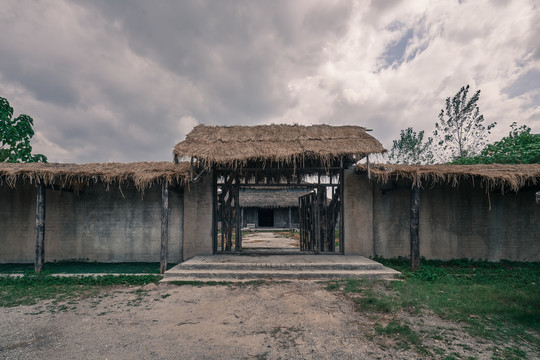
xmin=0 ymin=0 xmax=538 ymax=162
xmin=268 ymin=0 xmax=540 ymax=149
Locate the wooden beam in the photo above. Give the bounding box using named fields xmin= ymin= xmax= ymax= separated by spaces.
xmin=160 ymin=181 xmax=169 ymax=274
xmin=410 ymin=184 xmax=420 ymax=271
xmin=35 ymin=180 xmax=46 ymax=274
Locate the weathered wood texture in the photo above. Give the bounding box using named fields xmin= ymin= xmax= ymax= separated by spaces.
xmin=160 ymin=181 xmax=169 ymax=274
xmin=410 ymin=184 xmax=420 ymax=270
xmin=235 ymin=173 xmax=242 ymax=251
xmin=35 ymin=181 xmax=46 ymax=273
xmin=216 ymin=171 xmax=239 ymax=252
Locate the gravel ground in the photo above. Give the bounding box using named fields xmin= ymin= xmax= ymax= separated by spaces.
xmin=0 ymin=281 xmax=534 ymax=359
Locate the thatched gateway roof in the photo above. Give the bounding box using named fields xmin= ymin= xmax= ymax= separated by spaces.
xmin=174 ymin=124 xmax=386 ymax=169
xmin=239 ymin=187 xmax=312 ymax=209
xmin=0 ymin=162 xmax=190 ymax=191
xmin=356 ymin=163 xmax=540 ymax=192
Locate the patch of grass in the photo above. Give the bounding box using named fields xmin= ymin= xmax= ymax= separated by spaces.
xmin=326 ymin=278 xmax=365 ymax=293
xmin=325 ymin=281 xmax=341 ymax=291
xmin=380 ymin=259 xmax=540 ymax=345
xmin=375 ymin=321 xmax=419 ymax=345
xmin=0 ymin=262 xmax=175 ymax=274
xmin=342 ymin=278 xmax=366 ymax=293
xmin=501 ymin=346 xmax=528 ymax=360
xmin=330 ymin=259 xmax=540 ymax=356
xmin=0 ymin=274 xmax=161 ymax=307
xmin=355 ymin=293 xmax=394 ymax=313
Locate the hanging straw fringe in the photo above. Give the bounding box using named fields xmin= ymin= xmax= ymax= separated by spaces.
xmin=355 ymin=163 xmax=540 ymax=193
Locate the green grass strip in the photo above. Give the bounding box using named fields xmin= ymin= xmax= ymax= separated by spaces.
xmin=0 ymin=274 xmax=161 ymax=307
xmin=0 ymin=262 xmax=177 ymax=274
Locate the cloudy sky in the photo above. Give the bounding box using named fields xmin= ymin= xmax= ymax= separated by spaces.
xmin=1 ymin=0 xmax=539 ymax=163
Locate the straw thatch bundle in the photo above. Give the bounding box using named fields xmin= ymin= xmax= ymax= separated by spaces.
xmin=356 ymin=163 xmax=540 ymax=192
xmin=0 ymin=162 xmax=190 ymax=191
xmin=239 ymin=187 xmax=312 ymax=209
xmin=174 ymin=124 xmax=386 ymax=169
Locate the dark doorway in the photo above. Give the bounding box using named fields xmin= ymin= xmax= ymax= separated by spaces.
xmin=258 ymin=208 xmax=274 ymax=227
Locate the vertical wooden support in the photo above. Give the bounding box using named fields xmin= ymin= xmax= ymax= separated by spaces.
xmin=366 ymin=154 xmax=371 ymax=180
xmin=314 ymin=189 xmax=321 ymax=253
xmin=160 ymin=181 xmax=169 ymax=274
xmin=339 ymin=165 xmax=345 ymax=254
xmin=212 ymin=170 xmax=217 ymax=254
xmin=410 ymin=184 xmax=420 ymax=271
xmin=234 ymin=173 xmax=242 ymax=251
xmin=288 ymin=207 xmax=292 ymax=229
xmin=35 ymin=180 xmax=46 ymax=273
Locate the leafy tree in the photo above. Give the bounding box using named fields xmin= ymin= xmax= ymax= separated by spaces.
xmin=433 ymin=85 xmax=496 ymax=162
xmin=388 ymin=127 xmax=434 ymax=164
xmin=0 ymin=97 xmax=47 ymax=163
xmin=453 ymin=122 xmax=540 ymax=164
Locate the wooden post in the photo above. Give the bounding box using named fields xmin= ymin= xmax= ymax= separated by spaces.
xmin=160 ymin=181 xmax=169 ymax=274
xmin=366 ymin=154 xmax=371 ymax=180
xmin=339 ymin=159 xmax=345 ymax=254
xmin=234 ymin=173 xmax=242 ymax=251
xmin=288 ymin=207 xmax=292 ymax=229
xmin=314 ymin=190 xmax=321 ymax=253
xmin=35 ymin=180 xmax=46 ymax=273
xmin=410 ymin=184 xmax=420 ymax=271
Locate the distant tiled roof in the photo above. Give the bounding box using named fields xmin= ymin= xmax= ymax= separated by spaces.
xmin=239 ymin=187 xmax=312 ymax=208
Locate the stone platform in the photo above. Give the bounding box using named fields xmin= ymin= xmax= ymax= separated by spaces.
xmin=162 ymin=255 xmax=401 ymax=282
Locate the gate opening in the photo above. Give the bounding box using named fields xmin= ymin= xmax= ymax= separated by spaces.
xmin=213 ymin=167 xmax=344 ymax=254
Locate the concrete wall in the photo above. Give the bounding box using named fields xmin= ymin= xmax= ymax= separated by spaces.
xmin=182 ymin=171 xmax=213 ymax=260
xmin=0 ymin=182 xmax=183 ymax=263
xmin=343 ymin=169 xmax=374 ymax=256
xmin=344 ymin=173 xmax=540 ymax=261
xmin=419 ymin=183 xmax=539 ymax=261
xmin=372 ymin=179 xmax=411 ymax=258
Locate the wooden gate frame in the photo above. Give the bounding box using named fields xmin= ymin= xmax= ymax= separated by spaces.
xmin=298 ymin=180 xmax=343 ymax=254
xmin=212 ymin=166 xmax=345 ymax=254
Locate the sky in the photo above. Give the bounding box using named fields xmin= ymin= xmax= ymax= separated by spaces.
xmin=1 ymin=0 xmax=539 ymax=164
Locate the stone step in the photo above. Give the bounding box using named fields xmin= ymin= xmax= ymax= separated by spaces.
xmin=169 ymin=262 xmax=385 ymax=271
xmin=161 ymin=269 xmax=400 ymax=282
xmin=162 ymin=255 xmax=401 ymax=282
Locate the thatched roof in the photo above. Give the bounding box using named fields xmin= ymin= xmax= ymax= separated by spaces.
xmin=174 ymin=124 xmax=386 ymax=169
xmin=356 ymin=163 xmax=540 ymax=192
xmin=0 ymin=162 xmax=190 ymax=191
xmin=239 ymin=187 xmax=312 ymax=208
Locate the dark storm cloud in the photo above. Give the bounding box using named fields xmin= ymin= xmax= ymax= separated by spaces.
xmin=0 ymin=61 xmax=80 ymax=106
xmin=82 ymin=0 xmax=354 ymax=123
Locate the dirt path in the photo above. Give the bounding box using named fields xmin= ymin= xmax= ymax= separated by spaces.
xmin=242 ymin=231 xmax=298 ymax=249
xmin=0 ymin=281 xmax=525 ymax=359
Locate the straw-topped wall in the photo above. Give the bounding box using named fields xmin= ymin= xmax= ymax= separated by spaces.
xmin=356 ymin=163 xmax=540 ymax=192
xmin=0 ymin=162 xmax=190 ymax=191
